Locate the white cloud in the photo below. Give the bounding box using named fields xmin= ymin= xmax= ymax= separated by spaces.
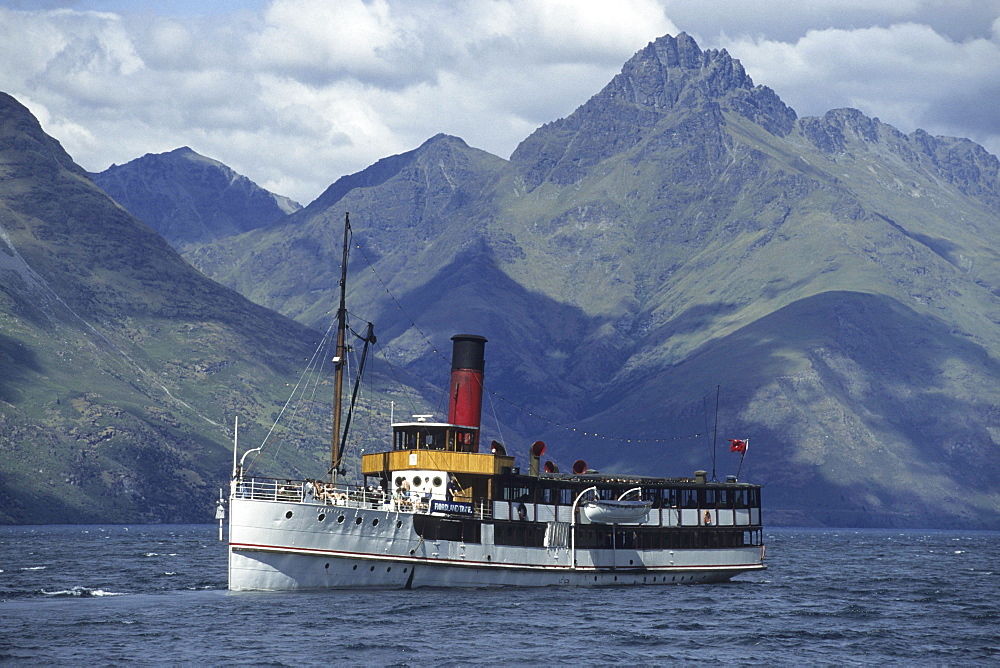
xmin=251 ymin=0 xmax=412 ymax=86
xmin=0 ymin=1 xmax=997 ymax=204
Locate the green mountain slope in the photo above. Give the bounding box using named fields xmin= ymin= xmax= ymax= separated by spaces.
xmin=186 ymin=133 xmax=510 ymax=331
xmin=0 ymin=93 xmax=330 ymax=523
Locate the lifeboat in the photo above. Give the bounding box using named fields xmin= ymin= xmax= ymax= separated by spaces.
xmin=582 ymin=499 xmax=652 ymax=524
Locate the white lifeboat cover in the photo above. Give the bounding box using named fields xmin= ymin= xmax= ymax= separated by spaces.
xmin=582 ymin=499 xmax=652 ymax=524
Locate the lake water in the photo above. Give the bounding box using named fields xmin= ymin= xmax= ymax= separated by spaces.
xmin=1 ymin=525 xmax=997 ymax=664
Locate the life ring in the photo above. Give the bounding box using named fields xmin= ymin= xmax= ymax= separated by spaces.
xmin=703 ymin=510 xmax=712 ymax=525
xmin=517 ymin=503 xmax=528 ymax=521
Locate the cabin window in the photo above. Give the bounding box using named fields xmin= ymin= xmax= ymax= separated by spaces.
xmin=412 ymin=516 xmax=482 ymax=543
xmin=679 ymin=490 xmax=698 ymax=509
xmin=502 ymin=486 xmax=532 ymax=502
xmin=493 ymin=521 xmax=545 ymax=547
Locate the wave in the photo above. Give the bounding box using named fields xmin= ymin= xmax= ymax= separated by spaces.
xmin=40 ymin=586 xmax=126 ymax=598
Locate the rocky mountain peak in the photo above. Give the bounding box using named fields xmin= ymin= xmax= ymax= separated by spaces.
xmin=0 ymin=93 xmax=89 ymax=183
xmin=510 ymin=33 xmax=796 ymax=190
xmin=794 ymin=108 xmax=1000 ymax=207
xmin=308 ymin=132 xmax=504 ymax=215
xmin=90 ymin=147 xmax=300 ymax=249
xmin=604 ymin=33 xmax=740 ymax=109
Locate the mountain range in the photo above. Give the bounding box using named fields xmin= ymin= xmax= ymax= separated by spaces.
xmin=4 ymin=32 xmax=999 ymax=528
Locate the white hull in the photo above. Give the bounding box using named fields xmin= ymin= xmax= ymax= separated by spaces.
xmin=229 ymin=497 xmax=765 ymax=591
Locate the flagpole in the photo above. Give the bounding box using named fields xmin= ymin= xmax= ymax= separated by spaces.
xmin=736 ymin=438 xmax=749 ymax=479
xmin=711 ymin=385 xmax=719 ymax=482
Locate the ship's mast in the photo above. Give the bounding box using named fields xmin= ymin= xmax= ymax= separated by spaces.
xmin=330 ymin=212 xmax=350 ymax=482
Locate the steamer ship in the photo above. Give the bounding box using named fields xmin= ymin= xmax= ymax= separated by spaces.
xmin=227 ymin=217 xmax=766 ymax=590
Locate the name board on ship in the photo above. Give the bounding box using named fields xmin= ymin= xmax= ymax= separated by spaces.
xmin=430 ymin=500 xmax=474 ymax=515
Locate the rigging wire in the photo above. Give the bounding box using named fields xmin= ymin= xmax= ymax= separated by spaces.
xmin=481 ymin=372 xmax=506 ymax=447
xmin=371 ymin=340 xmax=422 ymax=419
xmin=333 ymin=322 xmax=375 ymax=474
xmin=247 ymin=321 xmax=337 ymax=473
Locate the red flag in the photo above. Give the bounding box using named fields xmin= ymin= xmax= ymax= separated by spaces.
xmin=729 ymin=439 xmax=747 ymax=454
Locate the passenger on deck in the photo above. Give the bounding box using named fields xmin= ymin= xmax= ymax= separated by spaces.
xmin=412 ymin=491 xmax=429 ymax=513
xmin=395 ymin=479 xmax=411 ymax=510
xmin=448 ymin=476 xmax=462 ymax=501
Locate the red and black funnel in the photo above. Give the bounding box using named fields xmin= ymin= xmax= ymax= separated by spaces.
xmin=447 ymin=334 xmax=487 ymax=449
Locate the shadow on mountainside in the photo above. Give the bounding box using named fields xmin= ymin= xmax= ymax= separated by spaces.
xmin=369 ymin=242 xmax=619 ymax=421
xmin=541 ymin=290 xmax=999 ymax=528
xmin=0 ymin=333 xmax=41 ymax=404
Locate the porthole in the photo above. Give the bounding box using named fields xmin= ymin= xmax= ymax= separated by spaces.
xmin=325 ymin=563 xmax=330 ymax=569
xmin=629 ymin=559 xmax=634 ymax=565
xmin=369 ymin=566 xmax=375 ymax=572
xmin=403 ymin=568 xmax=408 ymax=573
xmin=318 ymin=513 xmax=326 ymax=522
xmin=355 ymin=517 xmax=363 ymax=525
xmin=432 ymin=476 xmax=443 ymax=487
xmin=395 ymin=476 xmax=404 ymax=487
xmin=410 ymin=549 xmax=415 ymax=555
xmin=412 ymin=476 xmax=421 ymax=487
xmin=386 ymin=567 xmax=391 ymax=572
xmin=372 ymin=518 xmax=379 ymax=527
xmin=487 ymin=555 xmax=492 ymax=561
xmin=594 ymin=576 xmax=598 ymax=581
xmin=396 ymin=520 xmax=402 ymax=529
xmin=614 ymin=576 xmax=618 ymax=582
xmin=352 ymin=564 xmax=358 ymax=570
xmin=338 ymin=515 xmax=345 ymax=524
xmin=285 ymin=511 xmax=293 ymax=519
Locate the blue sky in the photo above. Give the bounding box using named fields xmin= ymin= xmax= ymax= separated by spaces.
xmin=2 ymin=0 xmax=998 ymax=204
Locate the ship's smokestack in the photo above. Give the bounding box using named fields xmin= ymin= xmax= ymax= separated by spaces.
xmin=448 ymin=334 xmax=488 ymax=449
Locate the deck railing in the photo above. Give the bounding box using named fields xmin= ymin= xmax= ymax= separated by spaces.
xmin=232 ymin=476 xmax=492 ymax=519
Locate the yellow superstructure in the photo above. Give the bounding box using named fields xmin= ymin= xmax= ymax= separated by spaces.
xmin=361 ymin=449 xmax=515 ymax=477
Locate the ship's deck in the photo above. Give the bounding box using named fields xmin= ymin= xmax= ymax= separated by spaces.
xmin=234 ymin=477 xmax=494 ymax=518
